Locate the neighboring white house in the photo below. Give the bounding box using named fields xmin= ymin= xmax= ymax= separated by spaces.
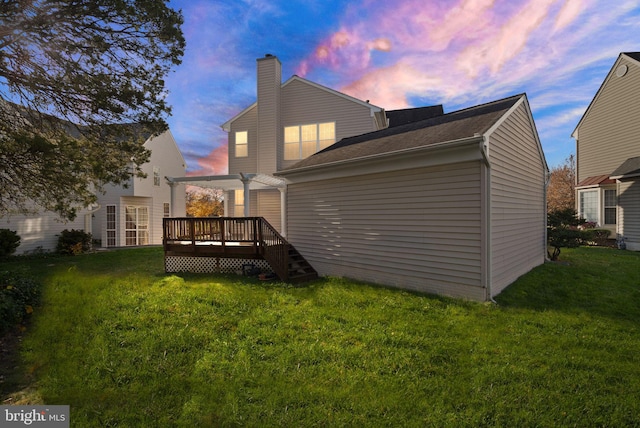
xmin=573 ymin=52 xmax=640 ymax=250
xmin=3 ymin=129 xmax=186 ymax=254
xmin=93 ymin=129 xmax=186 ymax=248
xmin=173 ymin=55 xmax=549 ymax=301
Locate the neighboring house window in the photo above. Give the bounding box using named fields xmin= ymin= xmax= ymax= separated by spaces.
xmin=153 ymin=166 xmax=160 ymax=186
xmin=106 ymin=205 xmax=116 ymax=247
xmin=163 ymin=202 xmax=170 ymax=218
xmin=235 ymin=189 xmax=244 ymax=217
xmin=604 ymin=189 xmax=617 ymax=225
xmin=125 ymin=206 xmax=149 ymax=246
xmin=579 ymin=190 xmax=598 ymax=223
xmin=284 ymin=122 xmax=335 ymax=160
xmin=236 ymin=131 xmax=248 ymax=157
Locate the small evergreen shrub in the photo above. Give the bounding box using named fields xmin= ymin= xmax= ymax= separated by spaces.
xmin=0 ymin=229 xmax=21 ymax=258
xmin=57 ymin=229 xmax=92 ymax=255
xmin=0 ymin=271 xmax=40 ymax=334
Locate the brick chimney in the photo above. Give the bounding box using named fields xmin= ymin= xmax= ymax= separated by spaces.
xmin=256 ymin=54 xmax=282 ymax=174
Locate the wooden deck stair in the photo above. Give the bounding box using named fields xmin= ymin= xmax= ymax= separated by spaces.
xmin=286 ymin=246 xmax=318 ymax=283
xmin=163 ymin=217 xmax=317 ymax=283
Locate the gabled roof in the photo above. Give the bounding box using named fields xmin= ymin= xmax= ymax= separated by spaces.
xmin=221 ymin=75 xmax=386 ymax=131
xmin=279 ymin=94 xmax=524 ymax=172
xmin=576 ymin=174 xmax=616 ymax=188
xmin=610 ymin=156 xmax=640 ymax=179
xmin=572 ymin=52 xmax=640 ymax=137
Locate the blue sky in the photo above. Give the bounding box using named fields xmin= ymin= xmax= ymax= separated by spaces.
xmin=165 ymin=0 xmax=640 ymax=175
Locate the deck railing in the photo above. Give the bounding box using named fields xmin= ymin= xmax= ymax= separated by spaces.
xmin=163 ymin=217 xmax=289 ymax=279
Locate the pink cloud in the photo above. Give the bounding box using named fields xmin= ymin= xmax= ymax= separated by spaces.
xmin=188 ymin=144 xmax=228 ymax=176
xmin=295 ymin=0 xmax=602 ymax=110
xmin=554 ymin=0 xmax=587 ymax=31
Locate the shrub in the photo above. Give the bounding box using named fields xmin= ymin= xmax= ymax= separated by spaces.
xmin=0 ymin=271 xmax=40 ymax=334
xmin=0 ymin=229 xmax=21 ymax=258
xmin=547 ymin=208 xmax=590 ymax=261
xmin=57 ymin=229 xmax=92 ymax=255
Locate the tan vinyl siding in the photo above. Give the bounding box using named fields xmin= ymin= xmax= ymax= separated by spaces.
xmin=257 ymin=189 xmax=282 ymax=233
xmin=280 ymin=79 xmax=379 ymax=170
xmin=577 ymin=56 xmax=640 ymax=181
xmin=257 ymin=57 xmax=281 ymax=174
xmin=488 ymin=102 xmax=546 ymax=295
xmin=618 ymin=179 xmax=640 ymax=248
xmin=228 ymin=106 xmax=258 ymax=174
xmin=287 ymin=162 xmax=485 ymax=300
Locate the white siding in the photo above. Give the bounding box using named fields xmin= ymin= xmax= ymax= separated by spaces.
xmin=618 ymin=179 xmax=640 ymax=250
xmin=95 ymin=130 xmax=186 ymax=247
xmin=287 ymin=162 xmax=485 ymax=300
xmin=488 ymin=102 xmax=547 ymax=295
xmin=2 ymin=207 xmax=90 ymax=255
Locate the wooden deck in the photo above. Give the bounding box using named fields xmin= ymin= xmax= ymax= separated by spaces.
xmin=163 ymin=217 xmax=317 ymax=282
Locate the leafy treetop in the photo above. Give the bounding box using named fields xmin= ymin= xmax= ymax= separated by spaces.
xmin=0 ymin=0 xmax=185 ymax=220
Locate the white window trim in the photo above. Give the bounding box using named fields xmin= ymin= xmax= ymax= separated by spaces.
xmin=235 ymin=131 xmax=248 ymax=158
xmin=577 ymin=186 xmax=617 ymax=227
xmin=284 ymin=122 xmax=335 ymax=160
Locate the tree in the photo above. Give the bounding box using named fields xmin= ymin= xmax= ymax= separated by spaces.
xmin=547 ymin=155 xmax=576 ymax=213
xmin=186 ymin=188 xmax=224 ymax=218
xmin=0 ymin=1 xmax=185 ymax=220
xmin=547 ymin=207 xmax=590 ymax=261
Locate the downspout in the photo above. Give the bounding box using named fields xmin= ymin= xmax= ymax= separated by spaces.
xmin=479 ymin=138 xmax=496 ymax=303
xmin=544 ymin=169 xmax=551 ymax=261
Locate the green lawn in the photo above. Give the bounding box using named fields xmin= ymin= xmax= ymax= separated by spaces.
xmin=2 ymin=246 xmax=640 ymax=427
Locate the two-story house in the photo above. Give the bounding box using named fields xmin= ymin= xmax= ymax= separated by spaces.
xmin=170 ymin=54 xmax=548 ymax=301
xmin=3 ymin=129 xmax=186 ymax=254
xmin=573 ymin=52 xmax=640 ymax=250
xmin=94 ymin=129 xmax=186 ymax=248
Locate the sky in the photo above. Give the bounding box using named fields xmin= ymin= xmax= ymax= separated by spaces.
xmin=165 ymin=0 xmax=640 ymax=176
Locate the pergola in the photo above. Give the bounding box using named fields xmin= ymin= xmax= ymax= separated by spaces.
xmin=165 ymin=173 xmax=288 ymax=236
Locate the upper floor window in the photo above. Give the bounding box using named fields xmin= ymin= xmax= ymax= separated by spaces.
xmin=153 ymin=166 xmax=160 ymax=186
xmin=235 ymin=131 xmax=248 ymax=157
xmin=284 ymin=122 xmax=335 ymax=160
xmin=604 ymin=189 xmax=617 ymax=225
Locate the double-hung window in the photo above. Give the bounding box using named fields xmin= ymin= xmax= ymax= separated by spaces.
xmin=235 ymin=131 xmax=248 ymax=157
xmin=604 ymin=189 xmax=617 ymax=225
xmin=284 ymin=122 xmax=335 ymax=160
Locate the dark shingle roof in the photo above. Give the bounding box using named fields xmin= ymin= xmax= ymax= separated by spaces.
xmin=623 ymin=52 xmax=640 ymax=62
xmin=386 ymin=105 xmax=444 ymax=128
xmin=282 ymin=94 xmax=522 ymax=171
xmin=611 ymin=156 xmax=640 ymax=178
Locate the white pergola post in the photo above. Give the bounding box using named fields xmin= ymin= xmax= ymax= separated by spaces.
xmin=279 ymin=187 xmax=287 ymax=237
xmin=223 ymin=190 xmax=229 ymax=217
xmin=241 ymin=175 xmax=251 ymax=217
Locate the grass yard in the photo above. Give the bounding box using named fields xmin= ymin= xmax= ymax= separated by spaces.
xmin=1 ymin=246 xmax=640 ymax=426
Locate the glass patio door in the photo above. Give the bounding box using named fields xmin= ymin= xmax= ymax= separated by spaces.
xmin=125 ymin=206 xmax=149 ymax=246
